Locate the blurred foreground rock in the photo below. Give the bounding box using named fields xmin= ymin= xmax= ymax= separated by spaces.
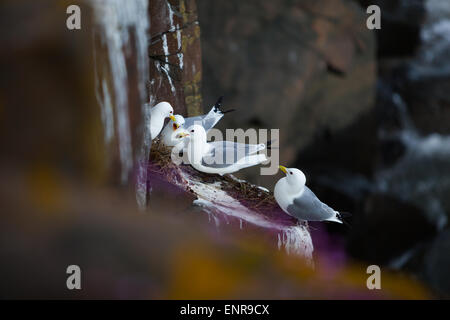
xmin=0 ymin=165 xmax=430 ymax=299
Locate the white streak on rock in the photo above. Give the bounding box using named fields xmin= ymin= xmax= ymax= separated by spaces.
xmin=92 ymin=0 xmax=150 ymax=190
xmin=178 ymin=171 xmax=314 ymax=263
xmin=176 ymin=28 xmax=184 ymax=70
xmin=162 ymin=34 xmax=176 ymax=93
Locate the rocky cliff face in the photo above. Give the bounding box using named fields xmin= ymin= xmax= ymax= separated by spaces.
xmin=0 ymin=0 xmax=317 ymax=288
xmin=197 ymin=0 xmax=450 ymax=297
xmin=92 ymin=0 xmax=314 ymax=262
xmin=373 ymin=0 xmax=450 ymax=297
xmin=91 ymin=0 xmax=204 ymax=201
xmin=197 ymin=0 xmax=376 ymax=186
xmin=148 ymin=0 xmax=203 ymax=117
xmin=0 ymin=0 xmax=442 ymax=298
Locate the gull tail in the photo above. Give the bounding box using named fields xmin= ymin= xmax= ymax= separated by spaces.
xmin=266 ymin=139 xmax=279 ymax=150
xmin=213 ymin=96 xmax=235 ymax=114
xmin=221 ymin=109 xmax=236 ymax=114
xmin=338 ymin=212 xmax=352 ymax=219
xmin=328 ymin=211 xmax=352 ymax=228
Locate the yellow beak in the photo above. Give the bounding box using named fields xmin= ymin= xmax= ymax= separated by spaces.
xmin=279 ymin=165 xmax=287 ymax=174
xmin=169 ymin=115 xmax=176 ymax=121
xmin=178 ymin=132 xmax=189 ymax=138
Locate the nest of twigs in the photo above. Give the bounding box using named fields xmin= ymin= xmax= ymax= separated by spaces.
xmin=149 ymin=139 xmax=178 ymax=172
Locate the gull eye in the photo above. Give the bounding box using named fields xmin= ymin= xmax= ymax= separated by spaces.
xmin=290 ymin=172 xmax=293 ymax=175
xmin=170 ymin=111 xmax=173 ymax=113
xmin=190 ymin=129 xmax=195 ymax=133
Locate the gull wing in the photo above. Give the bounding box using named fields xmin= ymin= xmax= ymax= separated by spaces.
xmin=208 ymin=141 xmax=265 ymax=156
xmin=184 ymin=97 xmax=227 ymax=132
xmin=201 ymin=142 xmax=265 ymax=169
xmin=183 ymin=107 xmax=223 ymax=132
xmin=286 ymin=187 xmax=336 ymax=221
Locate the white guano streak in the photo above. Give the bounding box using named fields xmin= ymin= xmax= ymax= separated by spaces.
xmin=92 ymin=0 xmax=150 ymax=186
xmin=162 ymin=34 xmax=176 ymax=93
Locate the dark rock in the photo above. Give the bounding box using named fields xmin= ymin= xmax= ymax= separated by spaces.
xmin=356 ymin=0 xmax=426 ymax=57
xmin=422 ymin=230 xmax=450 ymax=297
xmin=375 ymin=57 xmax=450 ymax=136
xmin=400 ymin=75 xmax=450 ymax=135
xmin=295 ymin=108 xmax=379 ymax=179
xmin=347 ymin=193 xmax=437 ymax=265
xmin=378 ymin=138 xmax=407 ymax=167
xmin=348 ymin=194 xmax=436 ymax=264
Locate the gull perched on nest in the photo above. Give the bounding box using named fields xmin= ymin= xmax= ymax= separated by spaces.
xmin=149 ymin=101 xmax=176 ymax=140
xmin=182 ymin=124 xmax=268 ymax=175
xmin=160 ymin=114 xmax=188 ymax=147
xmin=160 ymin=96 xmax=233 ymax=147
xmin=274 ymin=166 xmax=348 ymax=224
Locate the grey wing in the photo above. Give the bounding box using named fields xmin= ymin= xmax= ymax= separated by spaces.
xmin=201 ymin=144 xmax=236 ymax=169
xmin=200 ymin=143 xmax=263 ymax=169
xmin=183 ymin=107 xmax=223 ymax=132
xmin=201 ymin=107 xmax=223 ymax=132
xmin=209 ymin=141 xmax=265 ymax=157
xmin=286 ymin=187 xmax=336 ymax=221
xmin=183 ymin=115 xmax=204 ymax=129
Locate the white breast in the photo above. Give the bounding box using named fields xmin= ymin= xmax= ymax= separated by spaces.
xmin=161 ymin=123 xmax=173 ymax=145
xmin=274 ymin=178 xmax=305 ymax=215
xmin=274 ymin=178 xmax=292 ymax=213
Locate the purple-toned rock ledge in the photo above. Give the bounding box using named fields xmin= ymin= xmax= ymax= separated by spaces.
xmin=144 ymin=141 xmax=314 ymax=265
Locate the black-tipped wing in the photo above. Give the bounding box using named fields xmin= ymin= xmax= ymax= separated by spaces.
xmin=183 ymin=97 xmax=223 ymax=132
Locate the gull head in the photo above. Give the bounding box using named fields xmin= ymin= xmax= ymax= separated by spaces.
xmin=186 ymin=124 xmax=207 ymax=143
xmin=176 ymin=131 xmax=189 ymax=139
xmin=279 ymin=166 xmax=306 ymax=188
xmin=153 ymin=101 xmax=175 ymax=121
xmin=172 ymin=115 xmax=185 ymax=131
xmin=184 ymin=124 xmax=207 ymax=164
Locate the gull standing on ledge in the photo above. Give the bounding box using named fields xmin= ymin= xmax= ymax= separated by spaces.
xmin=182 ymin=124 xmax=268 ymax=175
xmin=160 ymin=96 xmax=233 ymax=147
xmin=149 ymin=101 xmax=176 ymax=140
xmin=274 ymin=166 xmax=346 ymax=223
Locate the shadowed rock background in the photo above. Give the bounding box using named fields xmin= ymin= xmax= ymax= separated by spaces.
xmin=198 ymin=0 xmax=376 ymax=184
xmin=198 ymin=0 xmax=450 ymax=297
xmin=0 ymin=0 xmax=448 ymax=298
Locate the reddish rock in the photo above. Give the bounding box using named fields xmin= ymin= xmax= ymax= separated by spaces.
xmin=148 ymin=0 xmax=203 ymax=116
